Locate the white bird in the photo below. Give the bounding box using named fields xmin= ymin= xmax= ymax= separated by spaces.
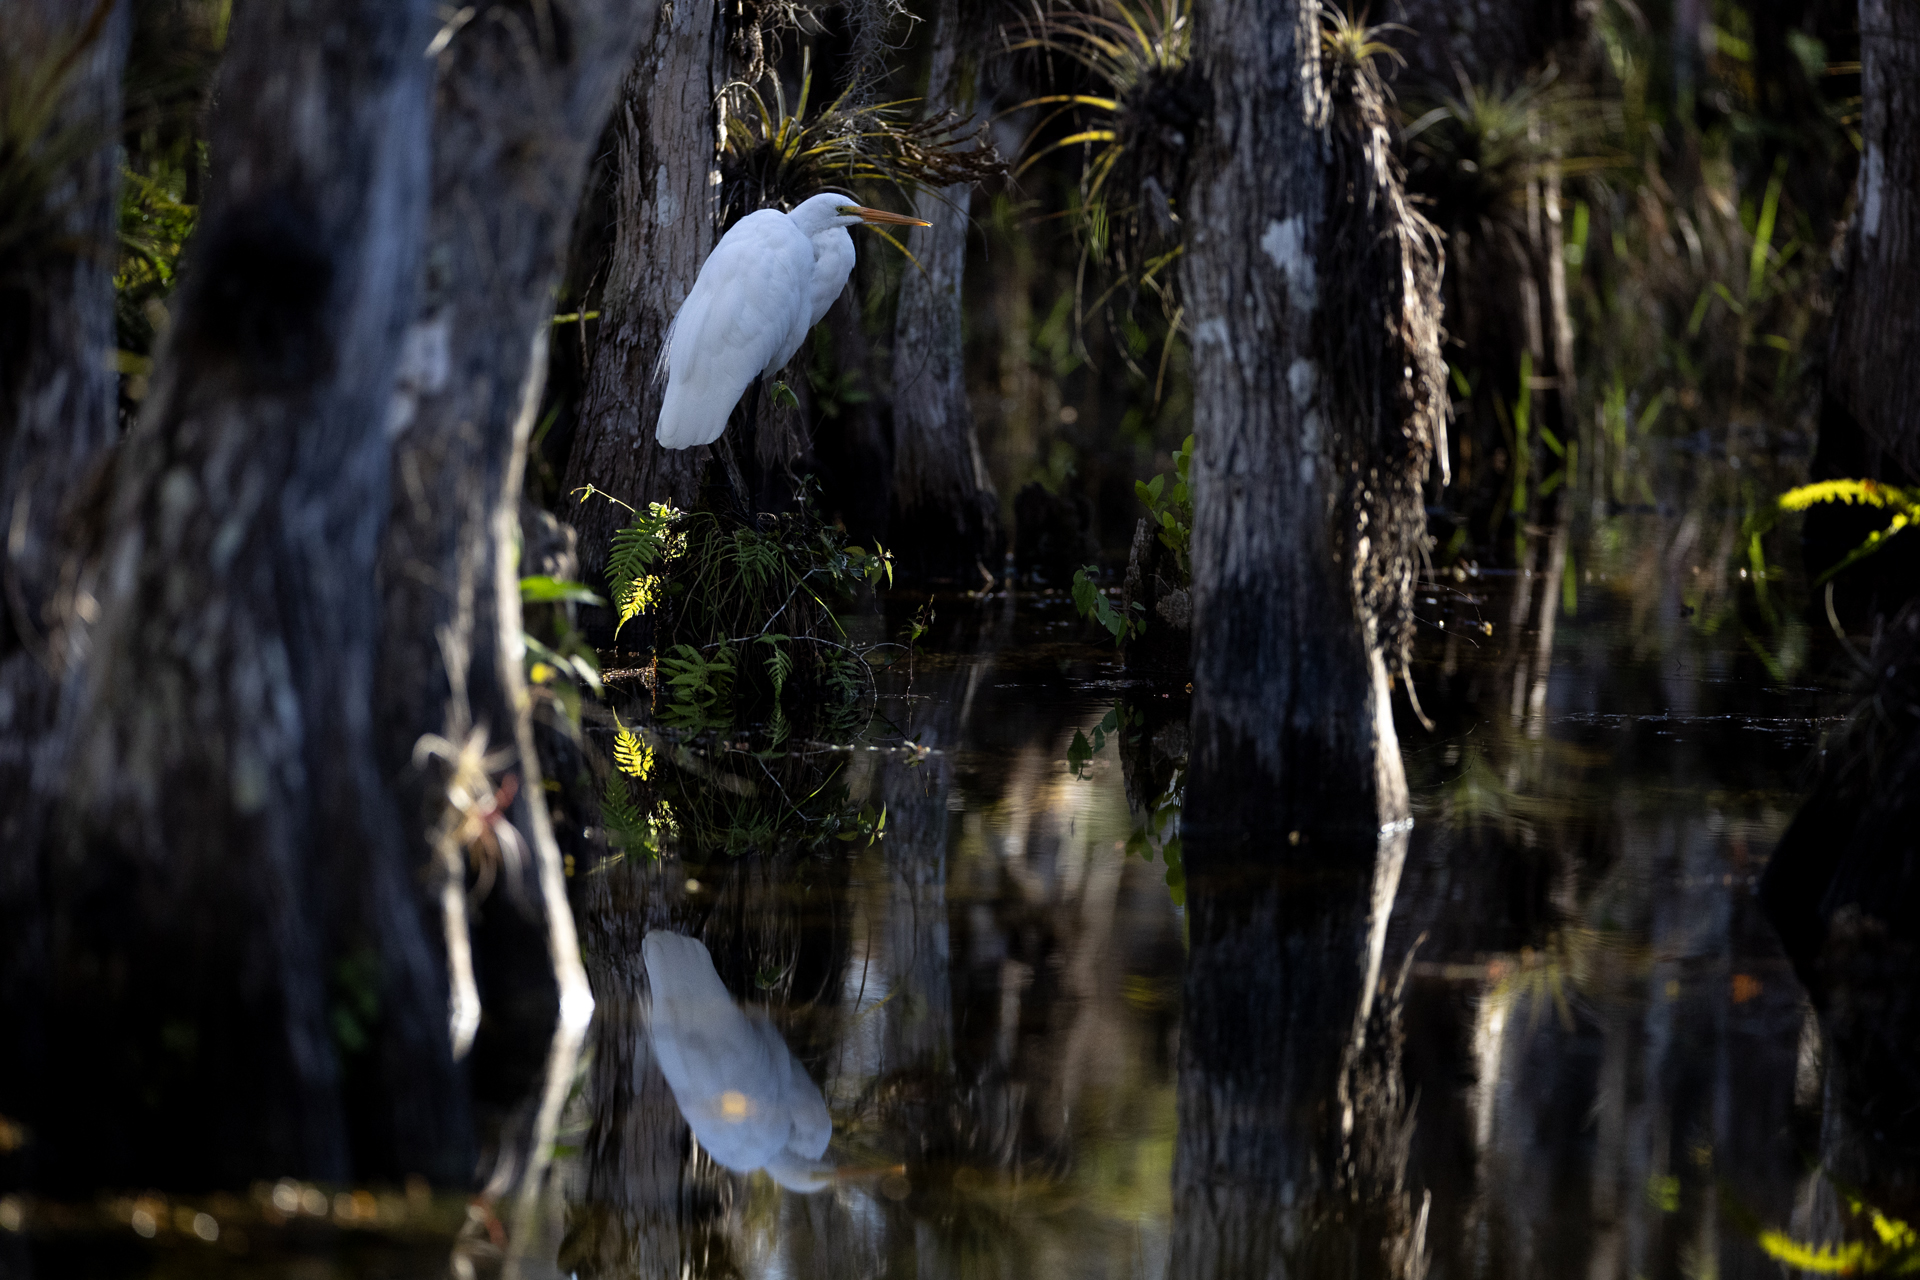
xmin=642 ymin=930 xmax=838 ymax=1191
xmin=655 ymin=192 xmax=929 ymax=450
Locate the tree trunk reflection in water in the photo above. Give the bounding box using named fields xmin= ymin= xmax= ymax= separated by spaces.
xmin=1171 ymin=831 xmax=1423 ymax=1280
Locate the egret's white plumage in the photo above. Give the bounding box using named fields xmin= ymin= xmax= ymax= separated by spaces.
xmin=643 ymin=930 xmax=836 ymax=1191
xmin=655 ymin=192 xmax=928 ymax=450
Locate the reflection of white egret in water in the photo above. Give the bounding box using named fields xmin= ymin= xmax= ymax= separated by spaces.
xmin=643 ymin=930 xmax=836 ymax=1192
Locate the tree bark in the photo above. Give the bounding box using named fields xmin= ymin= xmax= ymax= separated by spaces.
xmin=1826 ymin=0 xmax=1920 ymax=478
xmin=1172 ymin=836 xmax=1423 ymax=1280
xmin=28 ymin=0 xmax=463 ymax=1188
xmin=561 ymin=0 xmax=725 ymax=578
xmin=375 ymin=0 xmax=655 ymax=1177
xmin=1760 ymin=0 xmax=1920 ymax=1212
xmin=887 ymin=0 xmax=999 ymax=583
xmin=1180 ymin=0 xmax=1442 ymax=837
xmin=1172 ymin=1 xmax=1441 ymax=1272
xmin=0 ymin=0 xmax=129 ymax=1171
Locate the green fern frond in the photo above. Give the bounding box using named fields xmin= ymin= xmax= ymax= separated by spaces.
xmin=1779 ymin=479 xmax=1920 ymax=512
xmin=758 ymin=635 xmax=795 ymax=703
xmin=600 ymin=774 xmax=657 ymax=857
xmin=612 ymin=714 xmax=653 ymax=780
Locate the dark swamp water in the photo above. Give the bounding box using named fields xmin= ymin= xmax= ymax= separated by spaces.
xmin=13 ymin=471 xmax=1911 ymax=1279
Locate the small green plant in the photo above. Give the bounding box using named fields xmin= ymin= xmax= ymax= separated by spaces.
xmin=519 ymin=574 xmax=603 ymax=730
xmin=658 ymin=642 xmax=737 ymax=715
xmin=1067 ymin=706 xmax=1121 ymax=778
xmin=1126 ymin=764 xmax=1185 ymax=907
xmin=1065 ymin=702 xmax=1186 ymax=905
xmin=1011 ymin=0 xmax=1196 ymax=379
xmin=718 ymin=48 xmax=1003 ymax=240
xmin=1136 ymin=432 xmax=1194 ymax=575
xmin=1740 ymin=1187 xmax=1920 ymax=1274
xmin=1072 ymin=566 xmax=1146 ymax=642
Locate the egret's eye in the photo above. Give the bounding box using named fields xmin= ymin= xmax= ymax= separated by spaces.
xmin=836 ymin=205 xmax=860 ymax=216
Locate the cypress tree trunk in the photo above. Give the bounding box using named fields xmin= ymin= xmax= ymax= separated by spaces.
xmin=0 ymin=0 xmax=129 ymax=1161
xmin=1761 ymin=0 xmax=1920 ymax=1210
xmin=1179 ymin=1 xmax=1442 ymax=837
xmin=561 ymin=0 xmax=725 ymax=577
xmin=28 ymin=0 xmax=462 ymax=1188
xmin=1825 ymin=0 xmax=1920 ymax=478
xmin=887 ymin=0 xmax=999 ymax=583
xmin=374 ymin=0 xmax=655 ymax=1174
xmin=1172 ymin=1 xmax=1444 ymax=1273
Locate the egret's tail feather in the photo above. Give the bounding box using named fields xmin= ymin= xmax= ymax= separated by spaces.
xmin=655 ymin=380 xmax=732 ymax=450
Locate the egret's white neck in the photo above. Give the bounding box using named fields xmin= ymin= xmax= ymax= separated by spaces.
xmin=788 ymin=192 xmax=862 ymax=238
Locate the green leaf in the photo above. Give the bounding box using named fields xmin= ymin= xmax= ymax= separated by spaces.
xmin=1067 ymin=729 xmax=1092 ymax=777
xmin=770 ymin=380 xmax=801 ymax=409
xmin=1071 ymin=566 xmax=1101 ymax=619
xmin=520 ymin=575 xmax=606 ymax=606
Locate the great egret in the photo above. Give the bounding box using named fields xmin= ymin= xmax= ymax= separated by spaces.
xmin=642 ymin=929 xmax=837 ymax=1191
xmin=655 ymin=192 xmax=929 ymax=450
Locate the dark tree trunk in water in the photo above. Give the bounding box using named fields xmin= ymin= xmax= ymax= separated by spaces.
xmin=0 ymin=0 xmax=129 ymax=1163
xmin=1761 ymin=0 xmax=1920 ymax=1211
xmin=1179 ymin=0 xmax=1443 ymax=838
xmin=26 ymin=0 xmax=462 ymax=1188
xmin=1763 ymin=604 xmax=1920 ymax=1213
xmin=1824 ymin=0 xmax=1920 ymax=479
xmin=1173 ymin=0 xmax=1443 ymax=1272
xmin=561 ymin=0 xmax=725 ymax=577
xmin=887 ymin=0 xmax=999 ymax=583
xmin=374 ymin=0 xmax=655 ymax=1178
xmin=1174 ymin=837 xmax=1424 ymax=1280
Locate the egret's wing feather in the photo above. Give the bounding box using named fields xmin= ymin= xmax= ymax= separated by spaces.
xmin=652 ymin=310 xmax=678 ymax=386
xmin=656 ymin=211 xmax=812 ymax=449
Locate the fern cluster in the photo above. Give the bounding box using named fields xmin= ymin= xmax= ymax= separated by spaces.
xmin=1746 ymin=479 xmax=1920 ymax=585
xmin=581 ymin=484 xmax=893 ymax=730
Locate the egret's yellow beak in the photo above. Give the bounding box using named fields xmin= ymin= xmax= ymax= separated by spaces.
xmin=839 ymin=204 xmax=931 ymax=227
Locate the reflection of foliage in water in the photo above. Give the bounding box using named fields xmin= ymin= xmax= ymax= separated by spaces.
xmin=594 ymin=710 xmax=886 ymax=864
xmin=1067 ymin=700 xmax=1186 ymax=905
xmin=1725 ymin=1182 xmax=1920 ymax=1275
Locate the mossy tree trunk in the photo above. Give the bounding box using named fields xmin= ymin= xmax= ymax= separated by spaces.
xmin=561 ymin=0 xmax=726 ymax=578
xmin=1180 ymin=6 xmax=1440 ymax=836
xmin=374 ymin=0 xmax=657 ymax=1183
xmin=1172 ymin=0 xmax=1444 ymax=1273
xmin=24 ymin=0 xmax=466 ymax=1188
xmin=0 ymin=0 xmax=129 ymax=1164
xmin=887 ymin=0 xmax=999 ymax=583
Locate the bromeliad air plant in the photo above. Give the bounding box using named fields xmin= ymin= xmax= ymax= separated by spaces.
xmin=1010 ymin=0 xmax=1199 ymax=392
xmin=718 ymin=48 xmax=1005 ymax=241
